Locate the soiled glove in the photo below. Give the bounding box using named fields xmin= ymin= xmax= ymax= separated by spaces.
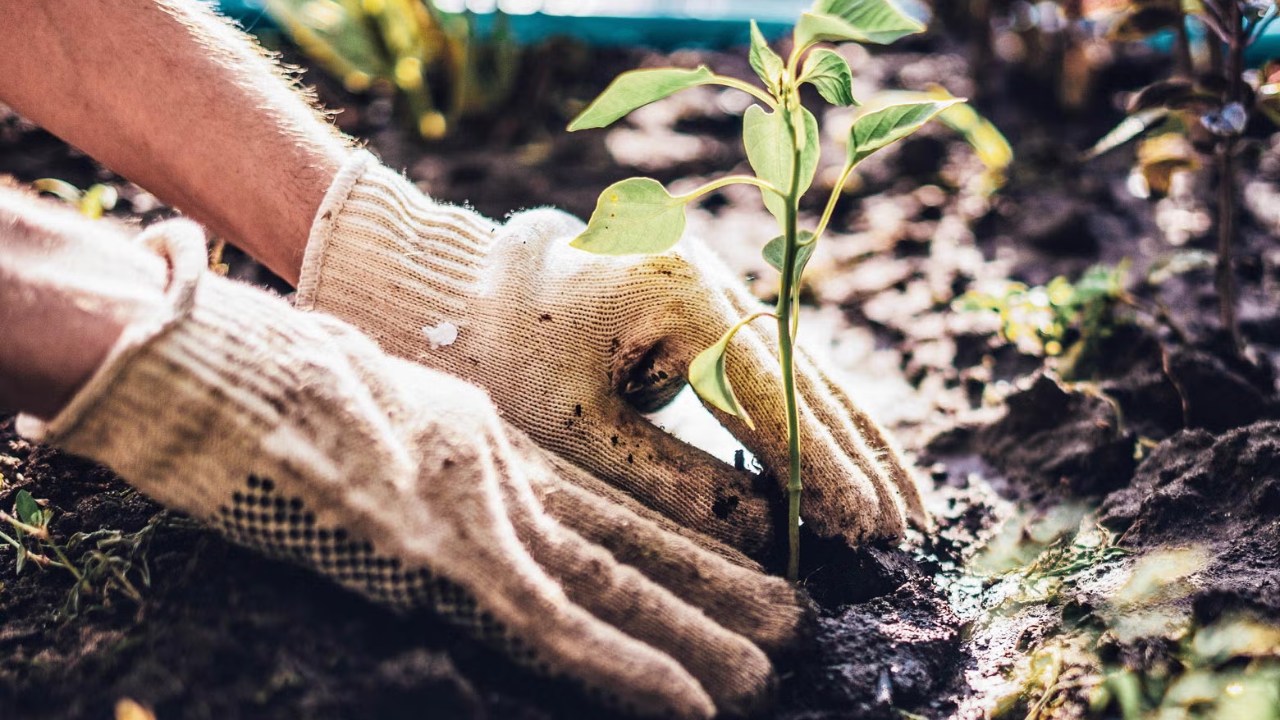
xmin=18 ymin=220 xmax=806 ymax=719
xmin=297 ymin=151 xmax=925 ymax=558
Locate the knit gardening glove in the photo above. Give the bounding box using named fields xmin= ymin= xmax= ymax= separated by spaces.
xmin=17 ymin=220 xmax=808 ymax=719
xmin=297 ymin=151 xmax=926 ymax=559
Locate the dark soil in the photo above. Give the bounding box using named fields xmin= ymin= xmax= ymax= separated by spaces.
xmin=2 ymin=15 xmax=1279 ymax=720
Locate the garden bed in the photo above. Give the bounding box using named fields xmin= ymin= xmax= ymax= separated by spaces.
xmin=1 ymin=27 xmax=1278 ymax=720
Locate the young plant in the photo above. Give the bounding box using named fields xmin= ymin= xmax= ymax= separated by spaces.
xmin=566 ymin=0 xmax=969 ymax=580
xmin=0 ymin=489 xmax=154 ymax=616
xmin=0 ymin=490 xmax=77 ymax=576
xmin=1084 ymin=0 xmax=1280 ymax=353
xmin=957 ymin=263 xmax=1130 ymax=379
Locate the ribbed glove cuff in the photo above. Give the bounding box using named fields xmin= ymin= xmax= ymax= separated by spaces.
xmin=295 ymin=150 xmax=498 ymax=335
xmin=17 ymin=220 xmax=332 ymax=523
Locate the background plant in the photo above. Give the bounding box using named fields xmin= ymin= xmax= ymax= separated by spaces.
xmin=1084 ymin=0 xmax=1280 ymax=353
xmin=957 ymin=263 xmax=1131 ymax=379
xmin=565 ymin=0 xmax=995 ymax=580
xmin=265 ymin=0 xmax=518 ymax=138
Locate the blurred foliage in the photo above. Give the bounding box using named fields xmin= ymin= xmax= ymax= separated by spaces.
xmin=865 ymin=83 xmax=1014 ymax=193
xmin=956 ymin=262 xmax=1129 ymax=377
xmin=1083 ymin=1 xmax=1279 ymax=195
xmin=1093 ymin=614 xmax=1280 ymax=720
xmin=265 ymin=0 xmax=519 ymax=138
xmin=983 ymin=519 xmax=1280 ymax=720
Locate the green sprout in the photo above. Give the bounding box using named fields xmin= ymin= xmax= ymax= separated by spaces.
xmin=1 ymin=489 xmax=154 ymax=616
xmin=957 ymin=262 xmax=1130 ymax=380
xmin=566 ymin=0 xmax=992 ymax=580
xmin=32 ymin=178 xmax=118 ymax=219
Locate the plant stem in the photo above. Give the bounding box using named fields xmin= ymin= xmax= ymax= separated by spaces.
xmin=0 ymin=511 xmax=48 ymax=541
xmin=710 ymin=76 xmax=778 ymax=107
xmin=1174 ymin=3 xmax=1193 ymax=77
xmin=1217 ymin=144 xmax=1241 ymax=351
xmin=1217 ymin=2 xmax=1245 ymax=354
xmin=777 ymin=95 xmax=805 ymax=583
xmin=812 ymin=162 xmax=856 ymax=244
xmin=675 ymin=174 xmax=786 ymax=203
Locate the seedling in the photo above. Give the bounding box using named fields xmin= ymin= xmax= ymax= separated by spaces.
xmin=957 ymin=263 xmax=1130 ymax=379
xmin=0 ymin=489 xmax=72 ymax=576
xmin=567 ymin=0 xmax=976 ymax=580
xmin=1 ymin=489 xmax=154 ymax=616
xmin=1085 ymin=0 xmax=1280 ymax=353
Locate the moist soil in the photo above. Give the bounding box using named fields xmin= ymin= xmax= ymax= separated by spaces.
xmin=2 ymin=23 xmax=1279 ymax=720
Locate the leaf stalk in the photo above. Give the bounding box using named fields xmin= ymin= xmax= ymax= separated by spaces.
xmin=711 ymin=76 xmax=778 ymax=107
xmin=674 ymin=175 xmax=786 ymax=203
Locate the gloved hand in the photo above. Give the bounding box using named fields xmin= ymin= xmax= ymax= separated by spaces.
xmin=297 ymin=151 xmax=925 ymax=558
xmin=17 ymin=219 xmax=806 ymax=719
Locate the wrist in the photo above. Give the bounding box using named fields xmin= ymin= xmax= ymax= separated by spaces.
xmin=0 ymin=196 xmax=170 ymax=419
xmin=296 ymin=151 xmax=498 ymax=317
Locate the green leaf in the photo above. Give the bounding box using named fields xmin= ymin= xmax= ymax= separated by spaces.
xmin=846 ymin=97 xmax=961 ymax=166
xmin=15 ymin=490 xmax=40 ymax=527
xmin=794 ymin=0 xmax=924 ymax=48
xmin=936 ymin=102 xmax=1011 ymax=176
xmin=569 ymin=178 xmax=687 ymax=255
xmin=749 ymin=20 xmax=784 ymax=95
xmin=794 ymin=12 xmax=862 ymax=48
xmin=799 ymin=49 xmax=857 ymax=106
xmin=32 ymin=178 xmax=82 ymax=204
xmin=79 ymin=184 xmax=118 ymax=220
xmin=761 ymin=231 xmax=817 ymax=285
xmin=689 ymin=328 xmax=754 ymax=428
xmin=743 ymin=105 xmax=820 ymax=223
xmin=568 ymin=66 xmax=717 ymax=131
xmin=867 ymin=87 xmax=1011 ymax=185
xmin=813 ymin=0 xmax=925 ymax=42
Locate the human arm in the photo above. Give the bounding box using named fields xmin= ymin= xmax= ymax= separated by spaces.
xmin=0 ymin=0 xmax=350 ymax=284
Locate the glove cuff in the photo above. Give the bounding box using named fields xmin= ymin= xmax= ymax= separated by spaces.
xmin=18 ymin=219 xmax=340 ymax=522
xmin=295 ymin=150 xmax=498 ymax=336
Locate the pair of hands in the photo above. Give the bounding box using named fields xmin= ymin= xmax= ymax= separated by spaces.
xmin=283 ymin=153 xmax=927 ymax=713
xmin=0 ymin=151 xmax=922 ymax=718
xmin=299 ymin=153 xmax=925 ymax=560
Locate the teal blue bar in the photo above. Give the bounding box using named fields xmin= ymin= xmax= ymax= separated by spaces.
xmin=217 ymin=0 xmax=806 ymax=48
xmin=218 ymin=1 xmax=1280 ymax=61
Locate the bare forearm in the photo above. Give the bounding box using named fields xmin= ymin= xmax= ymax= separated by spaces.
xmin=0 ymin=0 xmax=352 ymax=284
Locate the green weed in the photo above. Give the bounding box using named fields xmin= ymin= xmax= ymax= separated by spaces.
xmin=956 ymin=263 xmax=1129 ymax=379
xmin=33 ymin=178 xmax=118 ymax=219
xmin=1 ymin=489 xmax=155 ymax=616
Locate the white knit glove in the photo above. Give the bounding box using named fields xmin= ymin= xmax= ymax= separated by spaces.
xmin=18 ymin=220 xmax=806 ymax=719
xmin=297 ymin=151 xmax=925 ymax=558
